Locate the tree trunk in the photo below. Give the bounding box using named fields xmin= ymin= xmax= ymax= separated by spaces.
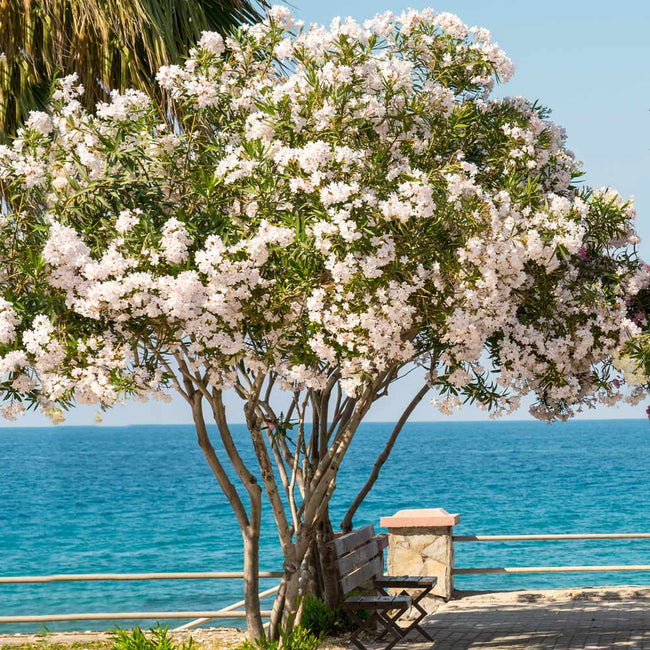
xmin=243 ymin=530 xmax=265 ymax=639
xmin=268 ymin=563 xmax=302 ymax=639
xmin=307 ymin=539 xmax=323 ymax=599
xmin=315 ymin=507 xmax=340 ymax=607
xmin=183 ymin=386 xmax=267 ymax=640
xmin=280 ymin=567 xmax=302 ymax=629
xmin=268 ymin=573 xmax=286 ymax=641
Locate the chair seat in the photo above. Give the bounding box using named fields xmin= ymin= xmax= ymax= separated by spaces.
xmin=344 ymin=594 xmax=412 ymax=610
xmin=375 ymin=575 xmax=437 ymax=588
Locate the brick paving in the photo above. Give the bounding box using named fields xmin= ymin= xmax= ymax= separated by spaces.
xmin=404 ymin=588 xmax=650 ymax=649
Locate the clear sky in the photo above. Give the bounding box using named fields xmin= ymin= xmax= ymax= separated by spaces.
xmin=4 ymin=0 xmax=650 ymax=427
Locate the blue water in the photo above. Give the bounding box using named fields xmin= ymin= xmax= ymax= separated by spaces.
xmin=2 ymin=419 xmax=650 ymax=633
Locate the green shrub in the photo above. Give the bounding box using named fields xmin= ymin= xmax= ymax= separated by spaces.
xmin=300 ymin=595 xmax=356 ymax=637
xmin=238 ymin=626 xmax=320 ymax=650
xmin=109 ymin=625 xmax=194 ymax=650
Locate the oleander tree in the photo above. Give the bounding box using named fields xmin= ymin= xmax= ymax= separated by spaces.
xmin=1 ymin=6 xmax=648 ymax=638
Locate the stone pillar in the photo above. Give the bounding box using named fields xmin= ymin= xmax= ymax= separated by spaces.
xmin=380 ymin=508 xmax=460 ymax=611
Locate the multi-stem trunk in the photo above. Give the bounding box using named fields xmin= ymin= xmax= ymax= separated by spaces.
xmin=267 ymin=506 xmax=338 ymax=636
xmin=183 ymin=364 xmax=404 ymax=639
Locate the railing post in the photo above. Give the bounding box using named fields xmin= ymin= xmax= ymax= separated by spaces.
xmin=380 ymin=508 xmax=460 ymax=612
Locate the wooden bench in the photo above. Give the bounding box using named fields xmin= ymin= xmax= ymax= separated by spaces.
xmin=333 ymin=524 xmax=436 ymax=650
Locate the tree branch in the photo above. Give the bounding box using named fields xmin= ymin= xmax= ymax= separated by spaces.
xmin=206 ymin=383 xmax=263 ymax=506
xmin=244 ymin=374 xmax=294 ymax=553
xmin=183 ymin=375 xmax=251 ymax=531
xmin=300 ymin=373 xmax=386 ymax=534
xmin=340 ymin=383 xmax=430 ymax=533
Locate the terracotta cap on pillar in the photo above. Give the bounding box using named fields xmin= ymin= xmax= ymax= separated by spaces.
xmin=380 ymin=508 xmax=460 ymax=528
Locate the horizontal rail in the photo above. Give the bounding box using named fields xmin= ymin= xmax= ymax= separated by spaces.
xmin=0 ymin=611 xmax=274 ymax=624
xmin=0 ymin=571 xmax=283 ymax=585
xmin=454 ymin=533 xmax=650 ymax=542
xmin=173 ymin=584 xmax=281 ymax=632
xmin=455 ymin=565 xmax=650 ymax=575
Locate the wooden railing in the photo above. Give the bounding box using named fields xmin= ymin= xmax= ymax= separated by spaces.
xmin=452 ymin=532 xmax=650 ymax=575
xmin=6 ymin=532 xmax=650 ymax=629
xmin=0 ymin=571 xmax=283 ymax=631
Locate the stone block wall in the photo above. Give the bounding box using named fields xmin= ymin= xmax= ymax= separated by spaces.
xmin=381 ymin=508 xmax=460 ymax=613
xmin=386 ymin=525 xmax=453 ymax=600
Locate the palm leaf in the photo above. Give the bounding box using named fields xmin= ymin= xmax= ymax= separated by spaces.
xmin=0 ymin=0 xmax=267 ymax=135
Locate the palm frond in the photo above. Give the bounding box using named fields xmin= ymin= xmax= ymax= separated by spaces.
xmin=0 ymin=0 xmax=268 ymax=135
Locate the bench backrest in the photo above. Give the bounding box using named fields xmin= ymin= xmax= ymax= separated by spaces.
xmin=333 ymin=524 xmax=387 ymax=594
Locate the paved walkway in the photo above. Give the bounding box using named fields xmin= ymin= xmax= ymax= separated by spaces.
xmin=409 ymin=587 xmax=650 ymax=649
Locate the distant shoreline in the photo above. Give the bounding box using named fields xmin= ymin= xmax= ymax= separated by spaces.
xmin=1 ymin=417 xmax=650 ymax=430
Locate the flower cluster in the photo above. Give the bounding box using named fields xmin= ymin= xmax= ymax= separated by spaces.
xmin=0 ymin=6 xmax=646 ymax=422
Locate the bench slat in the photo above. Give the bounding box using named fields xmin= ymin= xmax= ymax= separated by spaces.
xmin=334 ymin=525 xmax=375 ymax=557
xmin=343 ymin=594 xmax=411 ymax=610
xmin=338 ymin=540 xmax=381 ymax=576
xmin=340 ymin=555 xmax=383 ymax=594
xmin=375 ymin=576 xmax=437 ymax=588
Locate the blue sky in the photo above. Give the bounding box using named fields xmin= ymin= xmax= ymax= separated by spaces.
xmin=5 ymin=0 xmax=650 ymax=426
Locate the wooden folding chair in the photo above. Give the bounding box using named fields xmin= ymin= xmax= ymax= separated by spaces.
xmin=333 ymin=525 xmax=436 ymax=650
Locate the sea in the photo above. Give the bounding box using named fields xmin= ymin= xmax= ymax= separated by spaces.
xmin=2 ymin=419 xmax=650 ymax=633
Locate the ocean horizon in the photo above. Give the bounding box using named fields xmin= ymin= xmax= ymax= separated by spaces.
xmin=2 ymin=419 xmax=650 ymax=632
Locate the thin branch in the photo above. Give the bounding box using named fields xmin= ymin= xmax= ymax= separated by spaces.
xmin=244 ymin=374 xmax=294 ymax=553
xmin=318 ymin=374 xmax=338 ymax=451
xmin=264 ymin=373 xmax=276 ymax=405
xmin=257 ymin=391 xmax=300 ymax=478
xmin=237 ymin=360 xmax=255 ymax=392
xmin=299 ymin=391 xmax=315 ymax=472
xmin=143 ymin=343 xmax=190 ymax=401
xmin=287 ymin=418 xmax=304 ymax=533
xmin=327 ymin=382 xmax=343 ymax=439
xmin=284 ymin=390 xmax=299 ymax=423
xmin=182 ymin=376 xmax=250 ymax=532
xmin=207 ymin=384 xmax=264 ymax=505
xmin=265 ymin=422 xmax=291 ymax=492
xmin=301 ymin=369 xmax=393 ymax=531
xmin=327 ymin=393 xmax=353 ymax=439
xmin=175 ymin=352 xmax=213 ymax=402
xmin=340 ymin=383 xmax=431 ymax=533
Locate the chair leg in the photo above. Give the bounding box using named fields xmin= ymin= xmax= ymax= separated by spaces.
xmin=374 ymin=607 xmax=404 ymax=642
xmin=346 ymin=606 xmax=409 ymax=650
xmin=399 ymin=598 xmax=434 ymax=642
xmin=376 ymin=608 xmax=409 ymax=650
xmin=349 ymin=611 xmax=377 ymax=650
xmin=381 ymin=585 xmax=434 ymax=642
xmin=407 ymin=584 xmax=434 ymax=641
